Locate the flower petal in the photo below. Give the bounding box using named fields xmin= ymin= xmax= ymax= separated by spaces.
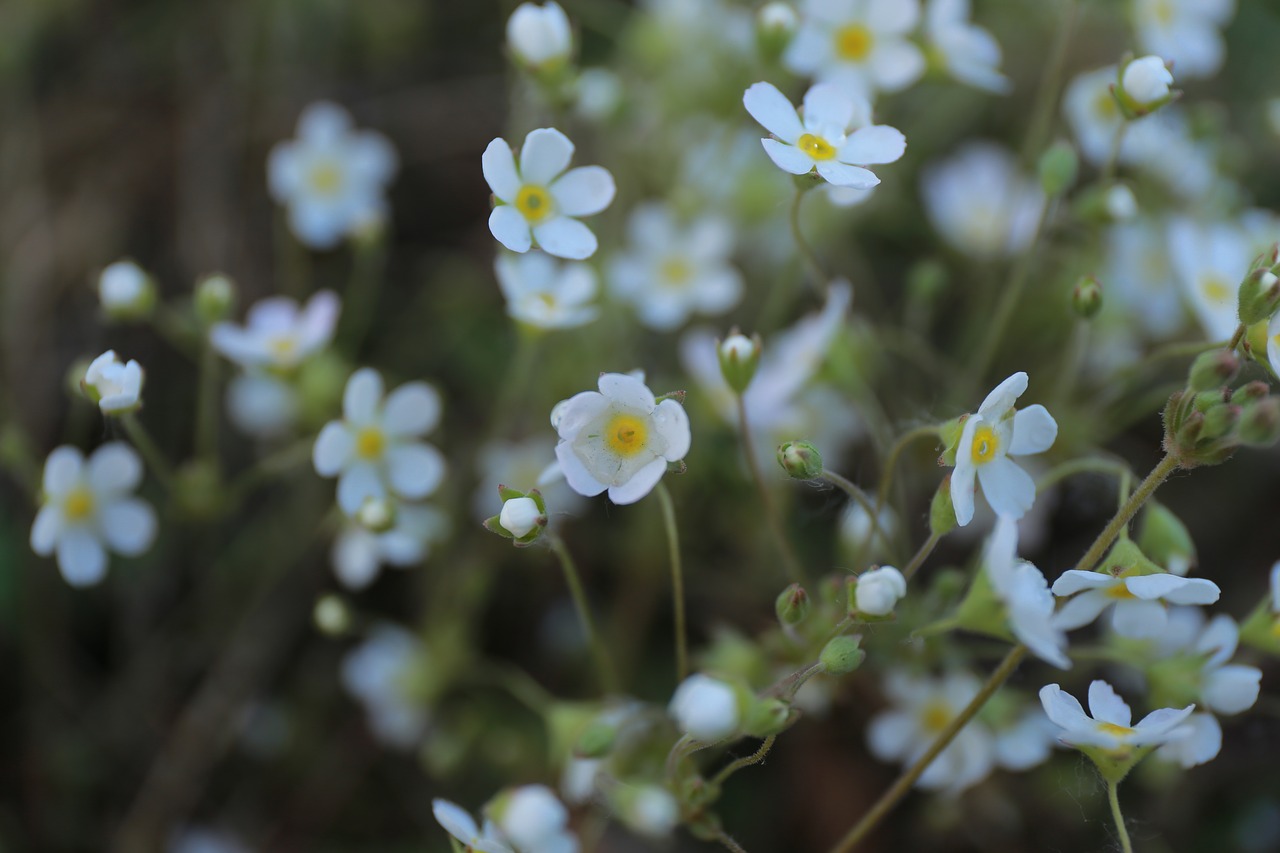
xmin=343 ymin=368 xmax=384 ymax=425
xmin=743 ymin=82 xmax=803 ymax=143
xmin=950 ymin=423 xmax=979 ymax=527
xmin=337 ymin=463 xmax=385 ymax=515
xmin=1051 ymin=570 xmax=1117 ymax=596
xmin=1132 ymin=704 xmax=1195 ymax=742
xmin=56 ymin=529 xmax=107 ymax=587
xmin=1125 ymin=573 xmax=1219 ymax=604
xmin=977 ymin=372 xmax=1027 ymax=418
xmin=1009 ymin=404 xmax=1058 ymax=456
xmin=31 ymin=505 xmax=61 ymax=556
xmin=1050 ymin=589 xmax=1112 ymax=630
xmin=1112 ymin=598 xmax=1168 ymax=638
xmin=838 ymin=125 xmax=907 ymax=165
xmin=550 ymin=166 xmax=615 ymax=217
xmin=607 ymin=457 xmax=667 ymax=504
xmin=432 ymin=799 xmax=481 ymax=845
xmin=1087 ymin=680 xmax=1132 ymax=727
xmin=520 ymin=127 xmax=574 ymax=185
xmin=533 ymin=216 xmax=598 ymax=260
xmin=383 ymin=383 xmax=441 ymax=438
xmin=653 ymin=399 xmax=691 ymax=461
xmin=490 ymin=206 xmax=533 ymax=253
xmin=386 ymin=443 xmax=446 ymax=500
xmin=88 ymin=443 xmax=144 ymax=496
xmin=333 ymin=528 xmax=382 ymax=590
xmin=1203 ymin=665 xmax=1261 ymax=715
xmin=802 ymin=83 xmax=854 ymax=133
xmin=99 ymin=498 xmax=158 ymax=556
xmin=976 ymin=455 xmax=1035 ymax=519
xmin=1038 ymin=683 xmax=1091 ymax=731
xmin=313 ymin=422 xmax=354 ymax=476
xmin=598 ymin=373 xmax=655 ymax=410
xmin=555 ymin=442 xmax=608 ymax=497
xmin=816 ymin=160 xmax=881 ymax=189
xmin=761 ymin=139 xmax=816 ymax=175
xmin=866 ymin=711 xmax=917 ymax=761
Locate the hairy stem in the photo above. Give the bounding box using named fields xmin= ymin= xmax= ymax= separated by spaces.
xmin=873 ymin=426 xmax=940 ymax=515
xmin=1074 ymin=453 xmax=1180 ymax=574
xmin=820 ymin=469 xmax=892 ymax=557
xmin=901 ymin=530 xmax=942 ymax=581
xmin=1108 ymin=781 xmax=1134 ymax=853
xmin=712 ymin=735 xmax=777 ymax=787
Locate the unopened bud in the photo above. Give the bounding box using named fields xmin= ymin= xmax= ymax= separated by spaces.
xmin=819 ymin=635 xmax=865 ymax=675
xmin=718 ymin=331 xmax=761 ymax=393
xmin=575 ymin=719 xmax=617 ymax=758
xmin=756 ymin=2 xmax=797 ymax=61
xmin=930 ymin=475 xmax=958 ymax=536
xmin=1105 ymin=184 xmax=1138 ymax=220
xmin=777 ymin=440 xmax=823 ymax=479
xmin=1200 ymin=403 xmax=1241 ymax=441
xmin=741 ymin=696 xmax=791 ymax=738
xmin=1120 ymin=55 xmax=1174 ymax=111
xmin=1237 ymin=397 xmax=1280 ymax=446
xmin=852 ymin=566 xmax=906 ymax=617
xmin=1235 ymin=380 xmax=1270 ymax=403
xmin=1187 ymin=350 xmax=1240 ymax=391
xmin=98 ymin=260 xmax=156 ymax=321
xmin=313 ymin=594 xmax=352 ymax=635
xmin=356 ymin=497 xmax=396 ymax=532
xmin=1072 ymin=275 xmax=1103 ymax=319
xmin=1137 ymin=502 xmax=1195 ymax=576
xmin=1038 ymin=140 xmax=1078 ymax=197
xmin=194 ymin=273 xmax=236 ymax=324
xmin=1238 ymin=268 xmax=1280 ymax=325
xmin=775 ymin=583 xmax=811 ymax=626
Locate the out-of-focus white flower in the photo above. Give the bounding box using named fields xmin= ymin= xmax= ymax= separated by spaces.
xmin=1039 ymin=679 xmax=1194 ymax=752
xmin=669 ymin=673 xmax=740 ymax=741
xmin=1106 ymin=185 xmax=1139 ymax=220
xmin=552 ymin=372 xmax=690 ymax=505
xmin=854 ymin=566 xmax=906 ymax=615
xmin=31 ymin=444 xmax=157 ymax=587
xmin=226 ymin=373 xmax=300 ymax=439
xmin=432 ymin=799 xmax=513 ymax=853
xmin=1104 ymin=219 xmax=1186 ymax=339
xmin=211 ymin=291 xmax=340 ymax=371
xmin=167 ymin=826 xmax=252 ymax=853
xmin=839 ymin=502 xmax=896 ymax=561
xmin=1131 ymin=0 xmax=1235 ymax=80
xmin=1157 ymin=612 xmax=1263 ymax=716
xmin=743 ymin=81 xmax=906 ymax=188
xmin=268 ymin=102 xmax=397 ymax=250
xmin=314 ymin=368 xmax=446 ymax=515
xmin=984 ymin=516 xmax=1071 ymax=668
xmin=922 ymin=142 xmax=1044 ymax=259
xmin=496 ymin=252 xmax=599 ymax=330
xmin=1063 ymin=66 xmax=1134 ymax=166
xmin=759 ymin=1 xmax=798 ymax=33
xmin=331 ymin=503 xmax=447 ymax=589
xmin=992 ymin=709 xmax=1058 ymax=771
xmin=784 ymin=0 xmax=926 ymax=100
xmin=867 ymin=672 xmax=996 ymax=792
xmin=98 ymin=260 xmax=155 ymax=319
xmin=609 ymin=204 xmax=742 ymax=331
xmin=342 ymin=624 xmax=432 ymax=749
xmin=507 ymin=2 xmax=573 ymax=70
xmin=951 ymin=372 xmax=1057 ymax=526
xmin=1051 ymin=570 xmax=1219 ymax=638
xmin=472 ymin=438 xmax=583 ymax=522
xmin=483 ymin=128 xmax=615 ymax=260
xmin=492 ymin=785 xmax=577 ymax=852
xmin=620 ymin=785 xmax=680 ymax=837
xmin=573 ymin=68 xmax=623 ymax=122
xmin=924 ymin=0 xmax=1010 ymax=93
xmin=1121 ymin=55 xmax=1174 ymax=107
xmin=1168 ymin=217 xmax=1251 ymax=341
xmin=1155 ymin=711 xmax=1222 ymax=767
xmin=83 ymin=351 xmax=144 ymax=414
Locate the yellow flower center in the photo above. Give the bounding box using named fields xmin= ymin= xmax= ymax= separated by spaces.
xmin=1270 ymin=617 xmax=1280 ymax=638
xmin=920 ymin=701 xmax=951 ymax=733
xmin=969 ymin=424 xmax=1000 ymax=464
xmin=64 ymin=487 xmax=95 ymax=522
xmin=270 ymin=336 xmax=298 ymax=360
xmin=1093 ymin=90 xmax=1118 ymax=120
xmin=797 ymin=133 xmax=837 ymax=160
xmin=660 ymin=256 xmax=693 ymax=285
xmin=1152 ymin=0 xmax=1175 ymax=25
xmin=1106 ymin=582 xmax=1136 ymax=599
xmin=515 ymin=184 xmax=554 ymax=223
xmin=355 ymin=426 xmax=386 ymax=460
xmin=308 ymin=162 xmax=343 ymax=195
xmin=604 ymin=413 xmax=648 ymax=457
xmin=1097 ymin=721 xmax=1135 ymax=737
xmin=834 ymin=23 xmax=874 ymax=61
xmin=1200 ymin=275 xmax=1232 ymax=302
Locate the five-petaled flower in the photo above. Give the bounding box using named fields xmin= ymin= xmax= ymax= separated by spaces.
xmin=1039 ymin=679 xmax=1194 ymax=754
xmin=1051 ymin=570 xmax=1219 ymax=638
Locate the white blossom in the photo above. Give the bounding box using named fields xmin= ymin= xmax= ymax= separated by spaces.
xmin=98 ymin=260 xmax=154 ymax=318
xmin=1166 ymin=217 xmax=1251 ymax=341
xmin=499 ymin=496 xmax=542 ymax=538
xmin=432 ymin=799 xmax=513 ymax=853
xmin=784 ymin=0 xmax=926 ymax=100
xmin=854 ymin=566 xmax=906 ymax=616
xmin=341 ymin=624 xmax=432 ymax=749
xmin=226 ymin=373 xmax=300 ymax=439
xmin=1155 ymin=712 xmax=1222 ymax=768
xmin=507 ymin=2 xmax=572 ymax=70
xmin=494 ymin=785 xmax=576 ymax=852
xmin=669 ymin=674 xmax=740 ymax=742
xmin=921 ymin=142 xmax=1044 ymax=259
xmin=1131 ymin=0 xmax=1235 ymax=80
xmin=1103 ymin=219 xmax=1186 ymax=339
xmin=1052 ymin=570 xmax=1219 ymax=638
xmin=984 ymin=516 xmax=1071 ymax=669
xmin=331 ymin=503 xmax=447 ymax=589
xmin=496 ymin=251 xmax=599 ymax=329
xmin=924 ymin=0 xmax=1010 ymax=93
xmin=992 ymin=709 xmax=1058 ymax=771
xmin=83 ymin=350 xmax=144 ymax=414
xmin=211 ymin=290 xmax=340 ymax=371
xmin=1121 ymin=55 xmax=1173 ymax=107
xmin=1039 ymin=679 xmax=1194 ymax=752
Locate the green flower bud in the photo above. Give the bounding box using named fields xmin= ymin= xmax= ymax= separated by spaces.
xmin=1234 ymin=380 xmax=1270 ymax=403
xmin=1237 ymin=397 xmax=1280 ymax=446
xmin=313 ymin=593 xmax=352 ymax=636
xmin=194 ymin=273 xmax=236 ymax=325
xmin=819 ymin=635 xmax=865 ymax=675
xmin=1038 ymin=140 xmax=1078 ymax=197
xmin=483 ymin=485 xmax=549 ymax=545
xmin=777 ymin=440 xmax=823 ymax=479
xmin=1238 ymin=268 xmax=1280 ymax=326
xmin=937 ymin=416 xmax=965 ymax=467
xmin=929 ymin=475 xmax=958 ymax=537
xmin=1199 ymin=402 xmax=1240 ymax=442
xmin=718 ymin=331 xmax=762 ymax=394
xmin=1137 ymin=502 xmax=1195 ymax=575
xmin=775 ymin=583 xmax=811 ymax=626
xmin=574 ymin=718 xmax=617 ymax=758
xmin=1072 ymin=275 xmax=1103 ymax=319
xmin=742 ymin=696 xmax=792 ymax=738
xmin=755 ymin=2 xmax=797 ymax=62
xmin=1187 ymin=349 xmax=1240 ymax=391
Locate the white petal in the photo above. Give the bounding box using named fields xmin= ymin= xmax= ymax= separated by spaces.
xmin=88 ymin=443 xmax=144 ymax=495
xmin=742 ymin=82 xmax=803 ymax=143
xmin=1203 ymin=665 xmax=1261 ymax=715
xmin=608 ymin=457 xmax=667 ymax=505
xmin=653 ymin=399 xmax=691 ymax=461
xmin=1157 ymin=713 xmax=1220 ymax=767
xmin=802 ymin=83 xmax=854 ymax=133
xmin=866 ymin=711 xmax=917 ymax=760
xmin=349 ymin=132 xmax=397 ymax=184
xmin=297 ymin=101 xmax=351 ymax=142
xmin=490 ymin=206 xmax=534 ymax=253
xmin=520 ymin=127 xmax=574 ymax=185
xmin=761 ymin=139 xmax=816 ymax=175
xmin=1050 ymin=590 xmax=1112 ymax=631
xmin=298 ymin=290 xmax=341 ymax=354
xmin=1087 ymin=680 xmax=1132 ymax=727
xmin=337 ymin=463 xmax=386 ymax=515
xmin=868 ymin=38 xmax=927 ymax=90
xmin=333 ymin=528 xmax=382 ymax=589
xmin=555 ymin=442 xmax=608 ymax=497
xmin=1052 ymin=570 xmax=1117 ymax=596
xmin=1195 ymin=614 xmax=1240 ymax=664
xmin=837 ymin=126 xmax=906 ymax=165
xmin=598 ymin=373 xmax=656 ymax=410
xmin=30 ymin=506 xmax=61 ymax=556
xmin=57 ymin=529 xmax=108 ymax=587
xmin=382 ymin=383 xmax=441 ymax=438
xmin=386 ymin=443 xmax=446 ymax=500
xmin=432 ymin=799 xmax=481 ymax=845
xmin=1112 ymin=598 xmax=1168 ymax=638
xmin=289 ymin=200 xmax=348 ymax=250
xmin=1125 ymin=573 xmax=1217 ymax=603
xmin=313 ymin=422 xmax=354 ymax=476
xmin=343 ymin=368 xmax=384 ymax=425
xmin=43 ymin=447 xmax=83 ymax=496
xmin=1131 ymin=704 xmax=1195 ymax=743
xmin=1161 ymin=576 xmax=1221 ymax=605
xmin=554 ymin=391 xmax=611 ymax=439
xmin=976 ymin=456 xmax=1036 ymax=519
xmin=977 ymin=372 xmax=1027 ymax=418
xmin=1272 ymin=560 xmax=1280 ymax=612
xmin=99 ymin=499 xmax=157 ymax=556
xmin=1038 ymin=683 xmax=1091 ymax=731
xmin=869 ymin=0 xmax=920 ymax=33
xmin=816 ymin=160 xmax=881 ymax=189
xmin=1009 ymin=405 xmax=1058 ymax=456
xmin=950 ymin=451 xmax=978 ymax=528
xmin=533 ymin=217 xmax=598 ymax=260
xmin=550 ymin=166 xmax=615 ymax=217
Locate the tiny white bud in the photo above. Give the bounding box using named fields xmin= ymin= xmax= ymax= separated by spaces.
xmin=506 ymin=2 xmax=572 ymax=70
xmin=854 ymin=566 xmax=907 ymax=616
xmin=496 ymin=785 xmax=569 ymax=849
xmin=720 ymin=334 xmax=755 ymax=362
xmin=1121 ymin=55 xmax=1173 ymax=107
xmin=83 ymin=350 xmax=145 ymax=414
xmin=1105 ymin=184 xmax=1138 ymax=220
xmin=98 ymin=260 xmax=154 ymax=318
xmin=626 ymin=786 xmax=679 ymax=837
xmin=500 ymin=496 xmax=543 ymax=538
xmin=313 ymin=594 xmax=352 ymax=635
xmin=669 ymin=674 xmax=740 ymax=742
xmin=356 ymin=497 xmax=396 ymax=532
xmin=758 ymin=2 xmax=797 ymax=32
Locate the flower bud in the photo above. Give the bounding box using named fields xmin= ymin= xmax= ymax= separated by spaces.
xmin=356 ymin=496 xmax=396 ymax=532
xmin=1072 ymin=275 xmax=1103 ymax=319
xmin=1037 ymin=140 xmax=1078 ymax=197
xmin=1235 ymin=380 xmax=1270 ymax=403
xmin=756 ymin=2 xmax=797 ymax=61
xmin=1237 ymin=268 xmax=1280 ymax=326
xmin=98 ymin=260 xmax=156 ymax=321
xmin=1200 ymin=402 xmax=1240 ymax=442
xmin=1120 ymin=55 xmax=1174 ymax=111
xmin=819 ymin=635 xmax=865 ymax=675
xmin=777 ymin=440 xmax=823 ymax=479
xmin=574 ymin=718 xmax=617 ymax=758
xmin=616 ymin=785 xmax=679 ymax=838
xmin=194 ymin=273 xmax=236 ymax=324
xmin=669 ymin=674 xmax=741 ymax=742
xmin=741 ymin=696 xmax=792 ymax=738
xmin=1105 ymin=184 xmax=1138 ymax=221
xmin=506 ymin=2 xmax=572 ymax=72
xmin=929 ymin=475 xmax=958 ymax=536
xmin=718 ymin=331 xmax=761 ymax=393
xmin=1137 ymin=502 xmax=1195 ymax=576
xmin=82 ymin=350 xmax=144 ymax=415
xmin=489 ymin=785 xmax=570 ymax=850
xmin=1237 ymin=397 xmax=1280 ymax=446
xmin=775 ymin=583 xmax=811 ymax=626
xmin=852 ymin=566 xmax=907 ymax=616
xmin=500 ymin=496 xmax=543 ymax=538
xmin=313 ymin=593 xmax=352 ymax=636
xmin=1187 ymin=349 xmax=1240 ymax=391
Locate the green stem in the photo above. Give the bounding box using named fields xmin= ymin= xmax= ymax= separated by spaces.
xmin=738 ymin=396 xmax=804 ymax=583
xmin=790 ymin=187 xmax=827 ymax=291
xmin=1226 ymin=322 xmax=1247 ymax=353
xmin=339 ymin=235 xmax=387 ymax=356
xmin=120 ymin=414 xmax=177 ymax=494
xmin=1019 ymin=0 xmax=1079 ymax=163
xmin=874 ymin=426 xmax=940 ymax=515
xmin=1101 ymin=122 xmax=1129 ymax=184
xmin=656 ymin=481 xmax=688 ymax=682
xmin=548 ymin=533 xmax=619 ymax=694
xmin=828 ymin=645 xmax=1028 ymax=853
xmin=1074 ymin=453 xmax=1180 ymax=574
xmin=1108 ymin=781 xmax=1134 ymax=853
xmin=711 ymin=735 xmax=777 ymax=787
xmin=901 ymin=530 xmax=942 ymax=582
xmin=820 ymin=469 xmax=892 ymax=557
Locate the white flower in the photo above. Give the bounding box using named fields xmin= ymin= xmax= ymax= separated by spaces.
xmin=922 ymin=142 xmax=1045 ymax=259
xmin=211 ymin=291 xmax=340 ymax=371
xmin=496 ymin=251 xmax=599 ymax=329
xmin=341 ymin=624 xmax=432 ymax=749
xmin=784 ymin=0 xmax=926 ymax=100
xmin=1104 ymin=220 xmax=1186 ymax=339
xmin=1155 ymin=712 xmax=1222 ymax=767
xmin=854 ymin=565 xmax=906 ymax=615
xmin=553 ymin=372 xmax=690 ymax=505
xmin=1063 ymin=66 xmax=1135 ymax=166
xmin=495 ymin=785 xmax=575 ymax=852
xmin=572 ymin=68 xmax=622 ymax=122
xmin=950 ymin=372 xmax=1057 ymax=526
xmin=226 ymin=373 xmax=300 ymax=439
xmin=622 ymin=786 xmax=680 ymax=837
xmin=984 ymin=516 xmax=1071 ymax=668
xmin=1039 ymin=679 xmax=1194 ymax=752
xmin=609 ymin=203 xmax=742 ymax=331
xmin=500 ymin=496 xmax=543 ymax=538
xmin=1172 ymin=613 xmax=1262 ymax=715
xmin=483 ymin=128 xmax=615 ymax=260
xmin=1106 ymin=185 xmax=1139 ymax=221
xmin=669 ymin=674 xmax=740 ymax=741
xmin=1131 ymin=0 xmax=1235 ymax=80
xmin=867 ymin=672 xmax=996 ymax=792
xmin=924 ymin=0 xmax=1010 ymax=93
xmin=1121 ymin=55 xmax=1174 ymax=107
xmin=743 ymin=81 xmax=906 ymax=188
xmin=432 ymin=799 xmax=513 ymax=853
xmin=1051 ymin=570 xmax=1220 ymax=638
xmin=31 ymin=444 xmax=157 ymax=587
xmin=314 ymin=369 xmax=446 ymax=515
xmin=1167 ymin=217 xmax=1251 ymax=341
xmin=98 ymin=260 xmax=153 ymax=318
xmin=759 ymin=2 xmax=798 ymax=32
xmin=267 ymin=102 xmax=397 ymax=250
xmin=992 ymin=709 xmax=1058 ymax=771
xmin=331 ymin=503 xmax=447 ymax=589
xmin=839 ymin=502 xmax=896 ymax=561
xmin=84 ymin=351 xmax=144 ymax=414
xmin=507 ymin=2 xmax=572 ymax=69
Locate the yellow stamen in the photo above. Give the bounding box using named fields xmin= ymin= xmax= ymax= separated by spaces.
xmin=356 ymin=427 xmax=386 ymax=460
xmin=1106 ymin=582 xmax=1136 ymax=599
xmin=515 ymin=184 xmax=554 ymax=223
xmin=64 ymin=487 xmax=95 ymax=522
xmin=1200 ymin=275 xmax=1231 ymax=302
xmin=270 ymin=336 xmax=298 ymax=360
xmin=1097 ymin=721 xmax=1135 ymax=737
xmin=660 ymin=257 xmax=693 ymax=285
xmin=1270 ymin=617 xmax=1280 ymax=638
xmin=308 ymin=162 xmax=343 ymax=194
xmin=797 ymin=133 xmax=837 ymax=161
xmin=1093 ymin=90 xmax=1118 ymax=119
xmin=920 ymin=701 xmax=951 ymax=733
xmin=604 ymin=413 xmax=648 ymax=457
xmin=834 ymin=24 xmax=874 ymax=61
xmin=970 ymin=424 xmax=999 ymax=464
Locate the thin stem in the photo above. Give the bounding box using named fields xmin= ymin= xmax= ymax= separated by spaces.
xmin=120 ymin=414 xmax=177 ymax=494
xmin=714 ymin=829 xmax=749 ymax=853
xmin=790 ymin=187 xmax=828 ymax=291
xmin=1019 ymin=0 xmax=1079 ymax=163
xmin=226 ymin=439 xmax=313 ymax=503
xmin=711 ymin=735 xmax=777 ymax=787
xmin=737 ymin=396 xmax=804 ymax=584
xmin=548 ymin=533 xmax=619 ymax=694
xmin=1226 ymin=322 xmax=1247 ymax=353
xmin=901 ymin=530 xmax=942 ymax=582
xmin=656 ymin=481 xmax=688 ymax=682
xmin=873 ymin=426 xmax=940 ymax=515
xmin=829 ymin=645 xmax=1028 ymax=853
xmin=1108 ymin=781 xmax=1134 ymax=853
xmin=339 ymin=235 xmax=387 ymax=356
xmin=1074 ymin=453 xmax=1180 ymax=574
xmin=820 ymin=469 xmax=892 ymax=556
